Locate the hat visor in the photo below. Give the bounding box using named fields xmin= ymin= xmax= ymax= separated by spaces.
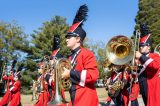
xmin=65 ymin=32 xmax=79 ymax=38
xmin=139 ymin=43 xmax=150 ymax=47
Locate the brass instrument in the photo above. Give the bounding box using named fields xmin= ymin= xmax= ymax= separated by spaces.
xmin=49 ymin=58 xmax=71 ymax=106
xmin=154 ymin=43 xmax=160 ymax=55
xmin=42 ymin=55 xmax=71 ymax=90
xmin=106 ymin=35 xmax=134 ymax=65
xmin=36 ymin=55 xmax=51 ymax=93
xmin=42 ymin=55 xmax=51 ymax=73
xmin=105 ymin=35 xmax=135 ymax=98
xmin=102 ymin=59 xmax=113 ymax=79
xmin=107 ymin=72 xmax=124 ymax=98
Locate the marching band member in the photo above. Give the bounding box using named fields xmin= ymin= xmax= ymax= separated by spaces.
xmin=49 ymin=35 xmax=66 ymax=102
xmin=105 ymin=64 xmax=130 ymax=106
xmin=0 ymin=60 xmax=17 ymax=106
xmin=8 ymin=73 xmax=22 ymax=106
xmin=135 ymin=24 xmax=160 ymax=106
xmin=2 ymin=70 xmax=15 ymax=91
xmin=62 ymin=4 xmax=99 ymax=106
xmin=137 ymin=24 xmax=149 ymax=106
xmin=0 ymin=71 xmax=14 ymax=106
xmin=34 ymin=61 xmax=50 ymax=106
xmin=49 ymin=34 xmax=61 ymax=101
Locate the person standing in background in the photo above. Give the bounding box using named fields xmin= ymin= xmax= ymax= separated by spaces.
xmin=8 ymin=73 xmax=22 ymax=106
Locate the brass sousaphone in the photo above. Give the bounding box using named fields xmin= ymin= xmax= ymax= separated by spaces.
xmin=105 ymin=35 xmax=134 ymax=97
xmin=106 ymin=35 xmax=134 ymax=65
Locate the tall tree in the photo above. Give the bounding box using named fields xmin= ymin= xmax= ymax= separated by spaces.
xmin=135 ymin=0 xmax=160 ymax=48
xmin=29 ymin=16 xmax=69 ymax=59
xmin=0 ymin=21 xmax=28 ymax=62
xmin=23 ymin=16 xmax=70 ymax=76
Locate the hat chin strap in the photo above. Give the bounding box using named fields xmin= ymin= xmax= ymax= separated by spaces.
xmin=142 ymin=52 xmax=149 ymax=55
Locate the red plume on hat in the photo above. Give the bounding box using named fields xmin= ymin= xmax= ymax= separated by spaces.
xmin=66 ymin=4 xmax=88 ymax=41
xmin=140 ymin=24 xmax=152 ymax=46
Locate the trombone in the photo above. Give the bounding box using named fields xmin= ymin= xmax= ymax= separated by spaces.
xmin=129 ymin=30 xmax=141 ymax=100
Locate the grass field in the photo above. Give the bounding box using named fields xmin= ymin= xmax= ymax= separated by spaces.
xmin=0 ymin=88 xmax=108 ymax=106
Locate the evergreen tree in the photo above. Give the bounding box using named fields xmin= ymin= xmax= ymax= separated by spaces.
xmin=29 ymin=16 xmax=69 ymax=60
xmin=0 ymin=21 xmax=28 ymax=62
xmin=135 ymin=0 xmax=160 ymax=49
xmin=22 ymin=16 xmax=70 ymax=83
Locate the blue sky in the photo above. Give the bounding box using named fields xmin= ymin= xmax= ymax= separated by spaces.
xmin=0 ymin=0 xmax=138 ymax=44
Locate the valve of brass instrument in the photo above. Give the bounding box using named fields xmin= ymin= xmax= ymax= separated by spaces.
xmin=61 ymin=59 xmax=71 ymax=91
xmin=54 ymin=58 xmax=71 ymax=91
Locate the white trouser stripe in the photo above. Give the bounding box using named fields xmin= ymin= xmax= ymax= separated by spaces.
xmin=79 ymin=70 xmax=87 ymax=87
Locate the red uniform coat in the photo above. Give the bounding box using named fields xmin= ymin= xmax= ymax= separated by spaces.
xmin=0 ymin=75 xmax=14 ymax=106
xmin=34 ymin=76 xmax=49 ymax=106
xmin=34 ymin=90 xmax=49 ymax=106
xmin=139 ymin=53 xmax=160 ymax=106
xmin=2 ymin=75 xmax=14 ymax=90
xmin=0 ymin=90 xmax=11 ymax=106
xmin=68 ymin=47 xmax=99 ymax=106
xmin=9 ymin=80 xmax=21 ymax=106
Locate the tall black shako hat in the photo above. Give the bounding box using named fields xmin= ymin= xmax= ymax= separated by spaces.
xmin=140 ymin=24 xmax=152 ymax=46
xmin=17 ymin=63 xmax=24 ymax=72
xmin=53 ymin=34 xmax=60 ymax=51
xmin=11 ymin=59 xmax=17 ymax=73
xmin=14 ymin=63 xmax=24 ymax=79
xmin=66 ymin=4 xmax=88 ymax=41
xmin=50 ymin=35 xmax=61 ymax=59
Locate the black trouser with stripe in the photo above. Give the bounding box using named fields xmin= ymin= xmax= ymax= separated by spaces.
xmin=138 ymin=79 xmax=148 ymax=106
